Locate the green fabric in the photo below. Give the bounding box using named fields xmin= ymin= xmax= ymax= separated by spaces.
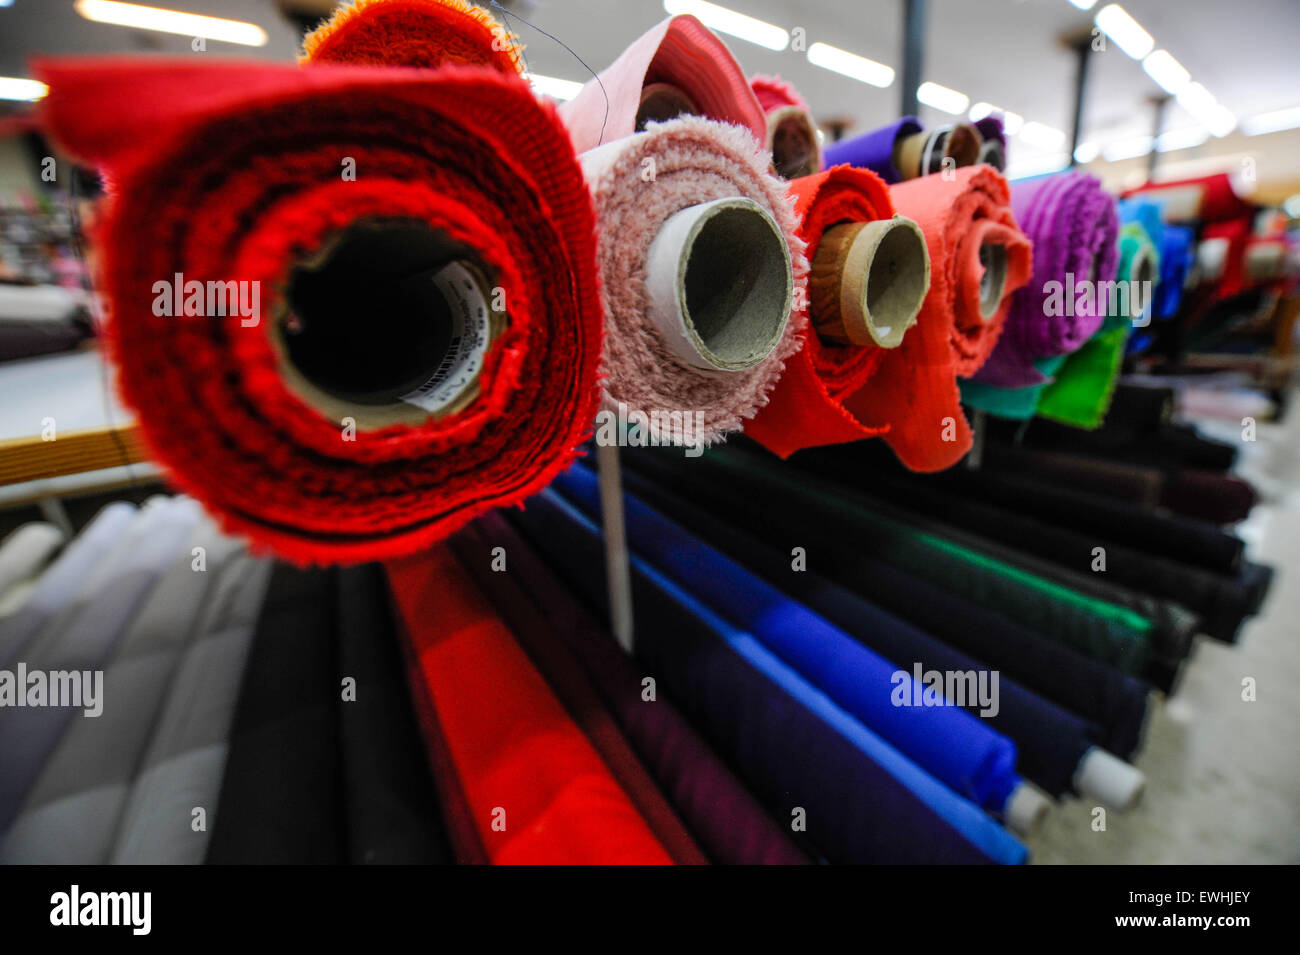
xmin=959 ymin=354 xmax=1068 ymax=420
xmin=693 ymin=446 xmax=1154 ymax=672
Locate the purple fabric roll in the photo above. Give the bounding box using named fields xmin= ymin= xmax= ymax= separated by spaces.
xmin=973 ymin=171 xmax=1120 ymax=388
xmin=822 ymin=116 xmax=922 ymax=183
xmin=974 ymin=116 xmax=1005 ymax=170
xmin=470 ymin=511 xmax=811 ymax=866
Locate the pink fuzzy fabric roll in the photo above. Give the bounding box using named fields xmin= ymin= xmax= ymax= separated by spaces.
xmin=750 ymin=74 xmax=822 ymax=179
xmin=580 ymin=116 xmax=808 ymax=445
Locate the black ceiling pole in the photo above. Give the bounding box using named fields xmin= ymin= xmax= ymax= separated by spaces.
xmin=1068 ymin=35 xmax=1092 ymax=166
xmin=1147 ymin=95 xmax=1170 ymax=181
xmin=901 ymin=0 xmax=925 ymax=118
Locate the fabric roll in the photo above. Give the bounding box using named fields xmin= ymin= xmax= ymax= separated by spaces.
xmin=386 ymin=546 xmax=673 ymax=865
xmin=0 ymin=523 xmax=64 ymax=615
xmin=206 ymin=564 xmax=348 ymax=864
xmin=555 ymin=462 xmax=1024 ymax=816
xmin=618 ymin=464 xmax=1100 ymax=798
xmin=336 ymin=563 xmax=453 ymax=865
xmin=822 ymin=117 xmax=923 ymax=184
xmin=447 ymin=529 xmax=708 ymax=864
xmin=513 ymin=488 xmax=1027 ymax=864
xmin=0 ymin=496 xmax=199 ymax=833
xmin=470 ymin=512 xmax=810 ymax=865
xmin=968 ymin=172 xmax=1119 ymax=391
xmin=580 ymin=116 xmax=805 ymax=445
xmin=841 ymin=165 xmax=1031 ymax=471
xmin=974 ymin=116 xmax=1006 ymax=171
xmin=623 ymin=446 xmax=1151 ymax=758
xmin=110 ymin=554 xmax=272 ymax=864
xmin=557 ymin=15 xmax=766 ymax=154
xmin=1122 ymin=172 xmax=1253 ymax=224
xmin=40 ymin=58 xmax=604 ymax=564
xmin=750 ymin=74 xmax=823 ymax=179
xmin=301 ymin=0 xmax=524 ymax=73
xmin=746 ymin=165 xmax=929 ymax=457
xmin=1155 ymin=225 xmax=1195 ymax=319
xmin=0 ymin=502 xmax=134 ymax=666
xmin=0 ymin=517 xmax=242 ymax=863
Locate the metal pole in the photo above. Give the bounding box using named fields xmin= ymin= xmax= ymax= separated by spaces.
xmin=596 ymin=440 xmax=634 ymax=653
xmin=1147 ymin=95 xmax=1170 ymax=181
xmin=901 ymin=0 xmax=925 ymax=118
xmin=1069 ymin=36 xmax=1092 ymax=165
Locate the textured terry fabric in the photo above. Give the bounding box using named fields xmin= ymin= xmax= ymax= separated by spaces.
xmin=579 ymin=116 xmax=806 ymax=446
xmin=557 ymin=15 xmax=766 ymax=154
xmin=39 ymin=59 xmax=604 ymax=564
xmin=471 ymin=511 xmax=809 ymax=865
xmin=448 ymin=528 xmax=709 ymax=865
xmin=969 ymin=172 xmax=1119 ymax=391
xmin=746 ymin=166 xmax=901 ymax=457
xmin=206 ymin=564 xmax=347 ymax=864
xmin=110 ymin=554 xmax=272 ymax=864
xmin=0 ymin=502 xmax=135 ymax=667
xmin=0 ymin=496 xmax=199 ymax=833
xmin=385 ymin=546 xmax=673 ymax=865
xmin=0 ymin=517 xmax=241 ymax=863
xmin=336 ymin=563 xmax=453 ymax=865
xmin=514 ymin=488 xmax=1027 ymax=865
xmin=844 ymin=166 xmax=1032 ymax=471
xmin=301 ymin=0 xmax=524 ymax=73
xmin=619 ymin=464 xmax=1099 ymax=798
xmin=624 ymin=446 xmax=1150 ymax=760
xmin=0 ymin=523 xmax=64 ymax=615
xmin=555 ymin=462 xmax=1023 ymax=815
xmin=822 ymin=117 xmax=924 ymax=184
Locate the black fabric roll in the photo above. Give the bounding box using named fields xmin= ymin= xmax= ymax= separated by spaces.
xmin=206 ymin=564 xmax=347 ymax=864
xmin=624 ymin=447 xmax=1150 ymax=759
xmin=336 ymin=564 xmax=453 ymax=865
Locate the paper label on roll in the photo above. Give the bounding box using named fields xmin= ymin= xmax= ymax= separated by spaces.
xmin=400 ymin=261 xmax=493 ymax=414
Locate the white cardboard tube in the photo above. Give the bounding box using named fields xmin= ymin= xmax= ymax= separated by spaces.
xmin=1002 ymin=782 xmax=1053 ymax=836
xmin=978 ymin=240 xmax=1009 ymax=320
xmin=1073 ymin=746 xmax=1147 ymax=811
xmin=644 ymin=196 xmax=793 ymax=371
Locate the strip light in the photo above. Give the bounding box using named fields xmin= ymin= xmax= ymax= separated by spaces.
xmin=969 ymin=102 xmax=1023 ymax=135
xmin=1156 ymin=127 xmax=1209 ymax=152
xmin=1094 ymin=4 xmax=1153 ymax=60
xmin=1142 ymin=49 xmax=1190 ymax=95
xmin=74 ymin=0 xmax=268 ymax=46
xmin=807 ymin=42 xmax=895 ymax=88
xmin=1103 ymin=135 xmax=1154 ymax=162
xmin=528 ymin=73 xmax=583 ymax=102
xmin=662 ymin=1 xmax=789 ymax=51
xmin=1242 ymin=106 xmax=1300 ymax=137
xmin=0 ymin=77 xmax=47 ymax=101
xmin=1073 ymin=141 xmax=1100 ymax=164
xmin=1019 ymin=122 xmax=1067 ymax=151
xmin=916 ymin=81 xmax=969 ymax=115
xmin=1067 ymin=0 xmax=1098 ymax=10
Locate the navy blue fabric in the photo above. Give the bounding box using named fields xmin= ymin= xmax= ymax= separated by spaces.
xmin=510 ymin=489 xmax=1028 ymax=865
xmin=618 ymin=465 xmax=1098 ymax=798
xmin=554 ymin=464 xmax=1022 ymax=814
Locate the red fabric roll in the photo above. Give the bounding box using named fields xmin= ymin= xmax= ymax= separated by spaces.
xmin=745 ymin=165 xmax=896 ymax=457
xmin=1122 ymin=172 xmax=1253 ymax=224
xmin=385 ymin=546 xmax=674 ymax=865
xmin=39 ymin=59 xmax=603 ymax=564
xmin=844 ymin=166 xmax=1031 ymax=472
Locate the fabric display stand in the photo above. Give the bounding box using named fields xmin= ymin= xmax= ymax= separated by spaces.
xmin=0 ymin=0 xmax=1289 ymax=867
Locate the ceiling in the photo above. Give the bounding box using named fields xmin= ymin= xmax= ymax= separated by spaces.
xmin=2 ymin=0 xmax=1298 ymax=194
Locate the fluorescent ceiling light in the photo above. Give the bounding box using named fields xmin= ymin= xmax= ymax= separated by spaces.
xmin=528 ymin=73 xmax=583 ymax=101
xmin=1242 ymin=105 xmax=1300 ymax=136
xmin=1176 ymin=81 xmax=1217 ymax=115
xmin=1205 ymin=105 xmax=1237 ymax=138
xmin=0 ymin=77 xmax=47 ymax=101
xmin=75 ymin=0 xmax=267 ymax=46
xmin=1001 ymin=112 xmax=1025 ymax=136
xmin=807 ymin=42 xmax=894 ymax=88
xmin=969 ymin=101 xmax=995 ymax=122
xmin=1073 ymin=141 xmax=1100 ymax=164
xmin=1282 ymin=194 xmax=1300 ymax=218
xmin=1156 ymin=126 xmax=1208 ymax=152
xmin=1094 ymin=4 xmax=1153 ymax=60
xmin=1103 ymin=135 xmax=1154 ymax=162
xmin=1142 ymin=50 xmax=1190 ymax=95
xmin=1006 ymin=154 xmax=1069 ymax=181
xmin=1019 ymin=121 xmax=1066 ymax=150
xmin=968 ymin=103 xmax=1023 ymax=135
xmin=1067 ymin=0 xmax=1098 ymax=10
xmin=917 ymin=81 xmax=969 ymax=115
xmin=663 ymin=1 xmax=788 ymax=51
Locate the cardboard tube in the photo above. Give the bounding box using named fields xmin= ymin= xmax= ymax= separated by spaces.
xmin=1127 ymin=247 xmax=1155 ymax=321
xmin=977 ymin=136 xmax=1005 ymax=171
xmin=644 ymin=196 xmax=793 ymax=372
xmin=1002 ymin=782 xmax=1052 ymax=836
xmin=1074 ymin=746 xmax=1146 ymax=811
xmin=896 ymin=122 xmax=982 ymax=179
xmin=636 ymin=82 xmax=699 ymax=129
xmin=978 ymin=240 xmax=1009 ymax=320
xmin=811 ymin=216 xmax=930 ymax=348
xmin=766 ymin=104 xmax=821 ymax=180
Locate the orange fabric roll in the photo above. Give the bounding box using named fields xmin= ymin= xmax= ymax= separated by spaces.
xmin=385 ymin=546 xmax=673 ymax=865
xmin=844 ymin=166 xmax=1031 ymax=472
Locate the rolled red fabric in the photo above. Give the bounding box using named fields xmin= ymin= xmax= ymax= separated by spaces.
xmin=39 ymin=59 xmax=603 ymax=564
xmin=749 ymin=74 xmax=823 ymax=179
xmin=844 ymin=166 xmax=1032 ymax=472
xmin=746 ymin=165 xmax=924 ymax=458
xmin=557 ymin=15 xmax=766 ymax=153
xmin=385 ymin=546 xmax=674 ymax=865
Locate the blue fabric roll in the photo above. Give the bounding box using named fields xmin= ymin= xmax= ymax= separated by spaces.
xmin=1156 ymin=224 xmax=1194 ymax=318
xmin=511 ymin=487 xmax=1027 ymax=864
xmin=822 ymin=116 xmax=923 ymax=183
xmin=554 ymin=463 xmax=1023 ymax=816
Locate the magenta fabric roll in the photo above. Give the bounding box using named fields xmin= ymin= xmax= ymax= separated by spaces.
xmin=972 ymin=172 xmax=1119 ymax=389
